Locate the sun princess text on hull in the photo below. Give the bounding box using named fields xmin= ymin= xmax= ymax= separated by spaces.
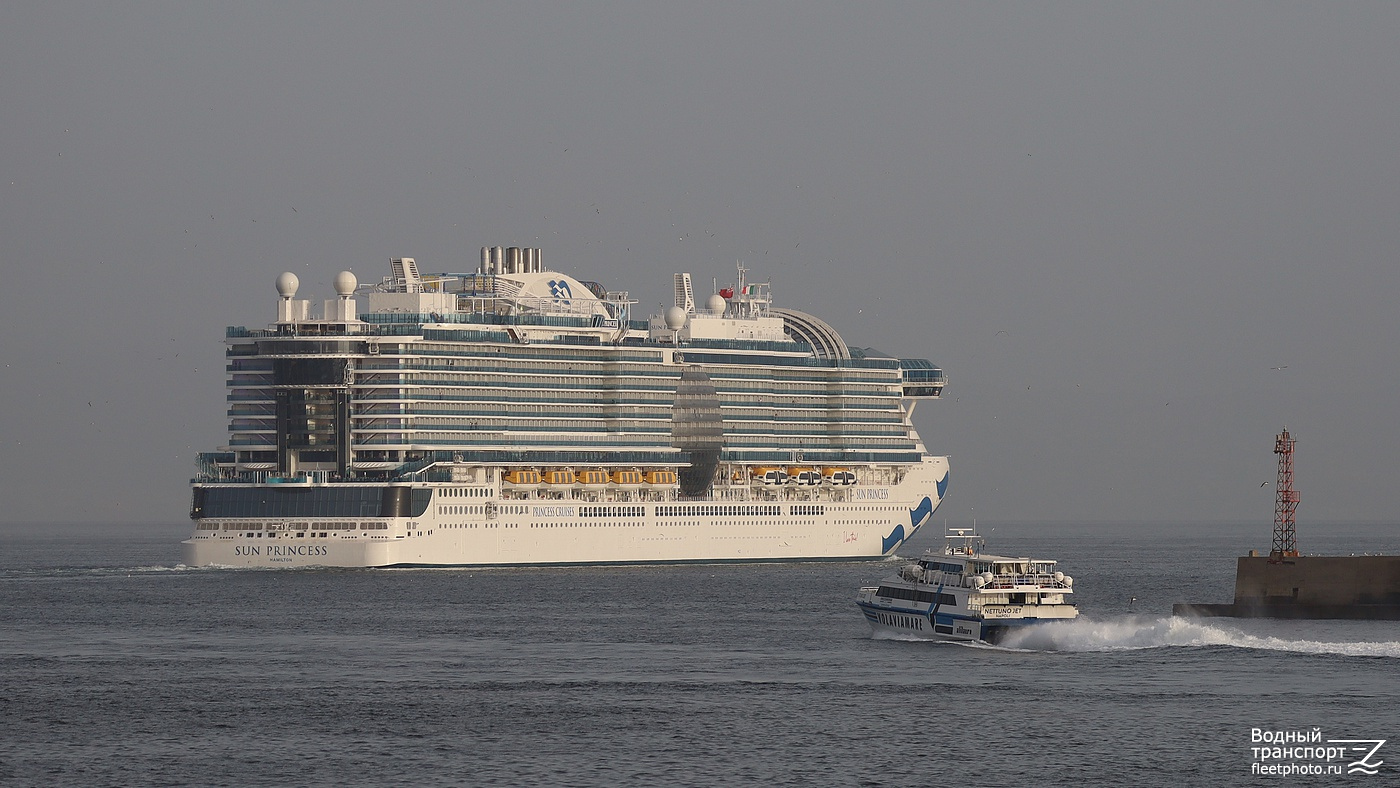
xmin=184 ymin=247 xmax=949 ymax=567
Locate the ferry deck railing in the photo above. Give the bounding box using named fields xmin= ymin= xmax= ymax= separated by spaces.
xmin=980 ymin=573 xmax=1072 ymax=591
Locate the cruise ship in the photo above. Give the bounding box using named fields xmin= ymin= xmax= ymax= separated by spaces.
xmin=183 ymin=246 xmax=949 ymax=567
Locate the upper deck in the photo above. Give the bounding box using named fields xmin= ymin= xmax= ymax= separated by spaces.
xmin=204 ymin=247 xmax=946 ymax=487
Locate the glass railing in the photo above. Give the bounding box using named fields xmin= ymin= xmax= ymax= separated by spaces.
xmin=720 ymin=449 xmax=925 ymax=464
xmin=682 ymin=351 xmax=905 ymax=370
xmin=353 ymin=435 xmax=671 ymax=448
xmin=682 ymin=338 xmax=807 ymax=353
xmin=391 ymin=448 xmax=685 ymax=472
xmin=228 ymin=436 xmax=276 ymax=446
xmin=381 ymin=423 xmax=672 ymax=435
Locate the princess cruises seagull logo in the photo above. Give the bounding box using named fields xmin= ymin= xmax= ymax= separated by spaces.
xmin=547 ymin=279 xmax=573 ymax=303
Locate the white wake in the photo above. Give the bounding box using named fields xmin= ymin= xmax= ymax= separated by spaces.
xmin=991 ymin=616 xmax=1400 ymax=657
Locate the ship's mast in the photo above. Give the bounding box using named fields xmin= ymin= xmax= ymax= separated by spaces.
xmin=1269 ymin=428 xmax=1300 ymax=562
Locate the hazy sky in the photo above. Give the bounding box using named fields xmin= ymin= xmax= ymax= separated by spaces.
xmin=4 ymin=2 xmax=1398 ymax=530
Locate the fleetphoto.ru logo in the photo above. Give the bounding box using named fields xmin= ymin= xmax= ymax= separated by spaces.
xmin=1251 ymin=728 xmax=1386 ymax=776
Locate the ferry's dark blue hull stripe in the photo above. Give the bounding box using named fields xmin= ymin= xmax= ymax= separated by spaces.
xmin=928 ymin=583 xmax=946 ymax=623
xmin=857 ymin=601 xmax=980 ymax=623
xmin=858 ymin=601 xmax=1051 ymax=631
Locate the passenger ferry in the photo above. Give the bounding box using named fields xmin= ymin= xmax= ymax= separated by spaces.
xmin=183 ymin=246 xmax=949 ymax=567
xmin=856 ymin=528 xmax=1077 ymax=643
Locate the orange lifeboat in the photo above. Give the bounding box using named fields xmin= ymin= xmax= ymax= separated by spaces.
xmin=542 ymin=468 xmax=576 ymax=486
xmin=503 ymin=469 xmax=541 ymax=487
xmin=752 ymin=466 xmax=789 ymax=486
xmin=577 ymin=469 xmax=610 ymax=488
xmin=645 ymin=469 xmax=678 ymax=486
xmin=611 ymin=469 xmax=644 ymax=487
xmin=822 ymin=467 xmax=856 ymax=486
xmin=788 ymin=467 xmax=821 ymax=486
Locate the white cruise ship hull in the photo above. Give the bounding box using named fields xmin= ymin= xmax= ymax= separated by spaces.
xmin=184 ymin=457 xmax=948 ymax=568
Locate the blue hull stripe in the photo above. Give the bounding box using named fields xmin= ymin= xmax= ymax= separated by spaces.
xmin=856 ymin=600 xmax=981 ymax=623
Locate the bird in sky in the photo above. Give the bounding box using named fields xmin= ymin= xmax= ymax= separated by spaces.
xmin=1270 ymin=366 xmax=1288 ymax=370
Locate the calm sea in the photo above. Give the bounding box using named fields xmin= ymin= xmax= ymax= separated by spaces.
xmin=2 ymin=520 xmax=1397 ymax=786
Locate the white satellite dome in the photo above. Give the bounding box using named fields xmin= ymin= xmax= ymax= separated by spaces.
xmin=334 ymin=270 xmax=358 ymax=296
xmin=706 ymin=293 xmax=727 ymax=315
xmin=276 ymin=272 xmax=299 ymax=298
xmin=663 ymin=305 xmax=688 ymax=330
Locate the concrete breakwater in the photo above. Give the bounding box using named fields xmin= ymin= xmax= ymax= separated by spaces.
xmin=1174 ymin=555 xmax=1400 ymax=620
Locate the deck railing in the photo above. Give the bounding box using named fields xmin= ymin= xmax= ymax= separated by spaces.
xmin=980 ymin=574 xmax=1072 ymax=590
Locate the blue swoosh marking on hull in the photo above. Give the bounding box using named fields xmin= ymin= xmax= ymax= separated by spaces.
xmin=891 ymin=496 xmax=936 ymax=550
xmin=880 ymin=473 xmax=948 ymax=555
xmin=880 ymin=525 xmax=905 ymax=554
xmin=909 ymin=496 xmax=934 ymax=528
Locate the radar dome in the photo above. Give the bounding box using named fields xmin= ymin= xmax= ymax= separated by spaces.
xmin=664 ymin=305 xmax=688 ymax=330
xmin=706 ymin=293 xmax=727 ymax=315
xmin=334 ymin=270 xmax=358 ymax=296
xmin=276 ymin=272 xmax=300 ymax=298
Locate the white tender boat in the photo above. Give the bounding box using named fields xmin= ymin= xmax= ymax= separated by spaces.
xmin=856 ymin=528 xmax=1077 ymax=643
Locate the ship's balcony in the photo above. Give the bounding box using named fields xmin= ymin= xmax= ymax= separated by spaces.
xmin=229 ymin=435 xmax=277 ymax=446
xmin=899 ymin=362 xmax=946 ymax=399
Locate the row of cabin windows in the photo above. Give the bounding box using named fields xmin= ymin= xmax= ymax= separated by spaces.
xmin=922 ymin=561 xmax=965 ymax=574
xmin=440 ymin=505 xmax=488 ymax=515
xmin=877 ymin=586 xmax=958 ymax=606
xmin=580 ymin=505 xmax=645 ymax=518
xmin=657 ymin=504 xmax=782 ymax=517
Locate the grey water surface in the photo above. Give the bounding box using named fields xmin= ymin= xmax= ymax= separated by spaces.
xmin=3 ymin=521 xmax=1396 ymax=786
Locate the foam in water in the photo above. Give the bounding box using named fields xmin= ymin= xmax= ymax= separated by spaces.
xmin=992 ymin=616 xmax=1400 ymax=657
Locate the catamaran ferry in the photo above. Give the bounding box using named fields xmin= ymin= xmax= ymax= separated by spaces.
xmin=856 ymin=528 xmax=1077 ymax=643
xmin=183 ymin=246 xmax=949 ymax=567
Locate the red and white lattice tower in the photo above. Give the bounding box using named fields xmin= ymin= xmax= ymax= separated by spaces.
xmin=1270 ymin=428 xmax=1300 ymax=561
